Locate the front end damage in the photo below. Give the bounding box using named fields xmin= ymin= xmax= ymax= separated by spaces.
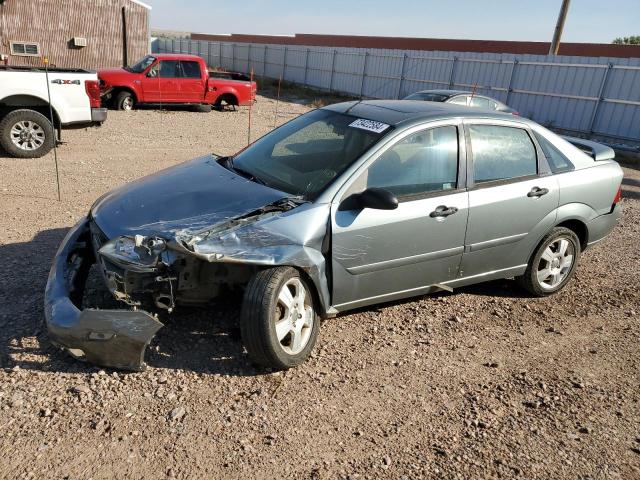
xmin=45 ymin=199 xmax=332 ymax=371
xmin=44 ymin=217 xmax=163 ymax=371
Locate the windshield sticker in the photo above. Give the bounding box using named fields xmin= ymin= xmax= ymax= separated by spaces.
xmin=349 ymin=119 xmax=390 ymax=134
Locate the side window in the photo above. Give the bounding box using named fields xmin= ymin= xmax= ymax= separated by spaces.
xmin=534 ymin=132 xmax=574 ymax=173
xmin=448 ymin=96 xmax=468 ymax=106
xmin=159 ymin=60 xmax=180 ymax=78
xmin=147 ymin=62 xmax=159 ymax=78
xmin=365 ymin=126 xmax=459 ymax=198
xmin=469 ymin=96 xmax=491 ymax=109
xmin=181 ymin=61 xmax=201 ymax=79
xmin=469 ymin=125 xmax=537 ymax=184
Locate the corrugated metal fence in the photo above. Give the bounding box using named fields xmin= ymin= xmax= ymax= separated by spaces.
xmin=153 ymin=38 xmax=640 ymax=149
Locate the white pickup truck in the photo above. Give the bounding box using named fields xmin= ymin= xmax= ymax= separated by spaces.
xmin=0 ymin=65 xmax=107 ymax=158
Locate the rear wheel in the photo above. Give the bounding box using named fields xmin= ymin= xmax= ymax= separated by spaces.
xmin=517 ymin=227 xmax=580 ymax=296
xmin=115 ymin=91 xmax=135 ymax=111
xmin=0 ymin=109 xmax=54 ymax=158
xmin=240 ymin=267 xmax=319 ymax=369
xmin=215 ymin=94 xmax=238 ymax=111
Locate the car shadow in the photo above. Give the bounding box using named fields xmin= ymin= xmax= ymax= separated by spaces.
xmin=0 ymin=227 xmax=261 ymax=377
xmin=622 ymin=177 xmax=640 ymax=200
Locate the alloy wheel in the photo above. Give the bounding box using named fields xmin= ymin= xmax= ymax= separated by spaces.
xmin=274 ymin=278 xmax=314 ymax=355
xmin=10 ymin=120 xmax=46 ymax=151
xmin=536 ymin=237 xmax=575 ymax=290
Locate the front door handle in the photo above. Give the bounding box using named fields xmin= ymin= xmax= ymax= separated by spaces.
xmin=430 ymin=205 xmax=458 ymax=218
xmin=527 ymin=186 xmax=549 ymax=198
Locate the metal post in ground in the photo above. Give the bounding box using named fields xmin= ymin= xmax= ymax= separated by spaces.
xmin=329 ymin=49 xmax=337 ymax=92
xmin=274 ymin=75 xmax=282 ymax=129
xmin=303 ymin=48 xmax=310 ymax=87
xmin=448 ymin=57 xmax=458 ymax=88
xmin=588 ymin=63 xmax=613 ymax=134
xmin=397 ymin=53 xmax=407 ymax=99
xmin=505 ymin=60 xmax=518 ymax=105
xmin=359 ymin=52 xmax=369 ymax=99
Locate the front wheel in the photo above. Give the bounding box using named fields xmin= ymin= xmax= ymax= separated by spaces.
xmin=517 ymin=227 xmax=581 ymax=296
xmin=0 ymin=109 xmax=54 ymax=158
xmin=240 ymin=267 xmax=319 ymax=369
xmin=115 ymin=91 xmax=135 ymax=111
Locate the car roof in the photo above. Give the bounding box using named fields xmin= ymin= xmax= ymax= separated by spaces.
xmin=153 ymin=53 xmax=202 ymax=61
xmin=324 ymin=100 xmax=522 ymax=127
xmin=410 ymin=89 xmax=471 ymax=97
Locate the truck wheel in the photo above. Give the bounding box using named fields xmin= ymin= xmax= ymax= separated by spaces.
xmin=0 ymin=109 xmax=54 ymax=158
xmin=116 ymin=91 xmax=135 ymax=111
xmin=215 ymin=94 xmax=238 ymax=111
xmin=240 ymin=267 xmax=320 ymax=370
xmin=516 ymin=227 xmax=581 ymax=297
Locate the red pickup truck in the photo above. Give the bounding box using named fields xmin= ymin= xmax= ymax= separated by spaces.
xmin=98 ymin=54 xmax=256 ymax=111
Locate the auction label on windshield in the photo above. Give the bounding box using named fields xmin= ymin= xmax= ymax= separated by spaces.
xmin=349 ymin=118 xmax=390 ymax=134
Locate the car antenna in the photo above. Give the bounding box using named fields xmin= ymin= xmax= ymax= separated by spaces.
xmin=43 ymin=56 xmax=62 ymax=202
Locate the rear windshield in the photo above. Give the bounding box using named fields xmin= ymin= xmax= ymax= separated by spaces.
xmin=232 ymin=109 xmax=393 ymax=200
xmin=404 ymin=92 xmax=449 ymax=102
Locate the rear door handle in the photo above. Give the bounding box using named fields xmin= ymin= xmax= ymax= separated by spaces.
xmin=430 ymin=205 xmax=458 ymax=218
xmin=527 ymin=187 xmax=549 ymax=198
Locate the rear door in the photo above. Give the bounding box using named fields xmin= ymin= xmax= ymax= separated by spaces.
xmin=179 ymin=60 xmax=206 ymax=103
xmin=331 ymin=122 xmax=469 ymax=310
xmin=458 ymin=120 xmax=559 ymax=280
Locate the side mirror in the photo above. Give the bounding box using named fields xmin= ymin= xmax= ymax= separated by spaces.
xmin=146 ymin=69 xmax=157 ymax=78
xmin=339 ymin=188 xmax=399 ymax=211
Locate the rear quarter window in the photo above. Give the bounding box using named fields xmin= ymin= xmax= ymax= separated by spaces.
xmin=534 ymin=132 xmax=574 ymax=173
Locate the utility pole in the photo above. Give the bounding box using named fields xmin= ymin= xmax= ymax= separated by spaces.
xmin=549 ymin=0 xmax=571 ymax=55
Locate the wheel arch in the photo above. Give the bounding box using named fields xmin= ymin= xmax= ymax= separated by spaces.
xmin=0 ymin=95 xmax=61 ymax=128
xmin=112 ymin=86 xmax=139 ymax=103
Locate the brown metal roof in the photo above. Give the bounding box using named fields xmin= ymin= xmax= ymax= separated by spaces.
xmin=190 ymin=33 xmax=640 ymax=58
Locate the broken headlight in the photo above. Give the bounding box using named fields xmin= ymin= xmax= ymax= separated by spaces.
xmin=99 ymin=235 xmax=167 ymax=270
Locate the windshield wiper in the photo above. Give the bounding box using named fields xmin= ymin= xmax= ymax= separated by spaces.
xmin=219 ymin=156 xmax=267 ymax=186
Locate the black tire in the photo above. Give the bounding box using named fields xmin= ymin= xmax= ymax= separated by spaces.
xmin=240 ymin=267 xmax=320 ymax=369
xmin=0 ymin=109 xmax=54 ymax=158
xmin=215 ymin=94 xmax=238 ymax=111
xmin=193 ymin=104 xmax=212 ymax=113
xmin=517 ymin=227 xmax=581 ymax=297
xmin=115 ymin=91 xmax=135 ymax=111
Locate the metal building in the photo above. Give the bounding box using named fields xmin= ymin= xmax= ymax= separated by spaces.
xmin=0 ymin=0 xmax=151 ymax=70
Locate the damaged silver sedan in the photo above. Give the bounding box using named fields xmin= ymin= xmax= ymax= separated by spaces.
xmin=45 ymin=100 xmax=623 ymax=371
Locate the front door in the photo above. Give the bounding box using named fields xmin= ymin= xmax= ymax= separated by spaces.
xmin=458 ymin=121 xmax=559 ymax=281
xmin=331 ymin=123 xmax=469 ymax=310
xmin=140 ymin=60 xmax=181 ymax=103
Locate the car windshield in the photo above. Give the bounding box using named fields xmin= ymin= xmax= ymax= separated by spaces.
xmin=231 ymin=109 xmax=393 ymax=200
xmin=404 ymin=92 xmax=449 ymax=102
xmin=126 ymin=55 xmax=156 ymax=73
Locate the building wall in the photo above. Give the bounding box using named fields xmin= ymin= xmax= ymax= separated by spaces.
xmin=0 ymin=0 xmax=149 ymax=70
xmin=191 ymin=33 xmax=640 ymax=60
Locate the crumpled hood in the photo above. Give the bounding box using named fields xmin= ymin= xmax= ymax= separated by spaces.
xmin=91 ymin=155 xmax=289 ymax=239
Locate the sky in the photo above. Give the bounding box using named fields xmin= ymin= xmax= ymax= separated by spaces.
xmin=145 ymin=0 xmax=639 ymax=44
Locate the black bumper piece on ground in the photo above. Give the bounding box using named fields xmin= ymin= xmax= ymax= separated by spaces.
xmin=44 ymin=217 xmax=162 ymax=371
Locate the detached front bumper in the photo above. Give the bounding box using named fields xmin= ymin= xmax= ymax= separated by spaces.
xmin=44 ymin=217 xmax=163 ymax=371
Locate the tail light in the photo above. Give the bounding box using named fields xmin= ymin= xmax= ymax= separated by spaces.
xmin=84 ymin=80 xmax=101 ymax=108
xmin=511 ymin=111 xmax=520 ymax=116
xmin=613 ymin=184 xmax=622 ymax=205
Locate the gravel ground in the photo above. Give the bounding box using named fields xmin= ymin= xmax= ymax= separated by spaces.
xmin=0 ymin=94 xmax=639 ymax=479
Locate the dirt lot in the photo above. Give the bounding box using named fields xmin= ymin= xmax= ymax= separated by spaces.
xmin=1 ymin=93 xmax=639 ymax=480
